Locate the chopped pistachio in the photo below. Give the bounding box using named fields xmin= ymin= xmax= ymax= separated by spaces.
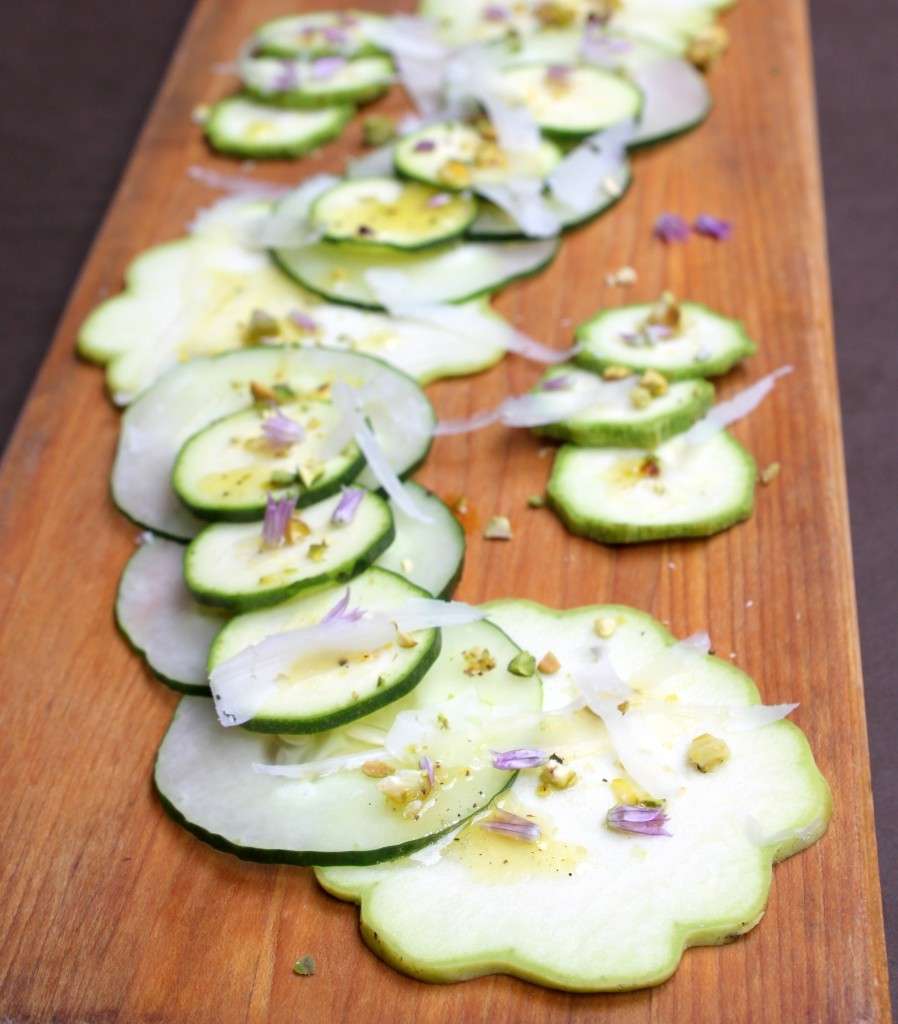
xmin=397 ymin=631 xmax=418 ymax=649
xmin=537 ymin=651 xmax=560 ymax=674
xmin=484 ymin=515 xmax=512 ymax=540
xmin=292 ymin=955 xmax=316 ymax=977
xmin=638 ymin=454 xmax=661 ymax=478
xmin=686 ymin=23 xmax=730 ymax=71
xmin=378 ymin=769 xmax=428 ymax=805
xmin=646 ymin=291 xmax=682 ymax=332
xmin=594 ymin=616 xmax=618 ymax=639
xmin=307 ymin=540 xmax=328 ymax=562
xmin=362 ymin=114 xmax=397 ymax=147
xmin=611 ymin=776 xmax=659 ymax=806
xmin=538 ymin=757 xmax=577 ymax=795
xmin=473 ymin=140 xmax=507 ymax=169
xmin=244 ymin=308 xmax=281 ymax=345
xmin=284 ymin=517 xmax=310 ymax=545
xmin=436 ymin=712 xmax=450 ymax=730
xmin=760 ymin=461 xmax=781 ymax=485
xmin=630 ymin=385 xmax=652 ymax=410
xmin=602 ymin=364 xmax=633 ymax=381
xmin=453 ymin=495 xmax=470 ymax=516
xmin=640 ymin=368 xmax=669 ymax=397
xmin=272 ymin=382 xmax=296 ymax=403
xmin=361 ymin=760 xmax=395 ymax=779
xmin=687 ymin=733 xmax=730 ymax=773
xmin=438 ymin=160 xmax=472 ymax=187
xmin=526 ymin=494 xmax=546 ymax=509
xmin=507 ymin=651 xmax=536 ymax=677
xmin=473 ymin=115 xmax=497 ymax=141
xmin=269 ymin=469 xmax=297 ymax=487
xmin=462 ymin=646 xmax=496 ymax=676
xmin=250 ymin=380 xmax=279 ymax=404
xmin=533 ymin=0 xmax=576 ymax=26
xmin=604 ymin=265 xmax=636 ymax=286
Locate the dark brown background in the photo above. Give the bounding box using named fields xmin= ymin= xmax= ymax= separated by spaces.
xmin=2 ymin=0 xmax=895 ymax=1012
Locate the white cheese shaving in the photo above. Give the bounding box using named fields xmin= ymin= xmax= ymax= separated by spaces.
xmin=475 ymin=179 xmax=561 ymax=238
xmin=683 ymin=366 xmax=793 ymax=445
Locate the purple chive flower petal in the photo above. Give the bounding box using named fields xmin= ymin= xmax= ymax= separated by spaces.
xmin=645 ymin=324 xmax=673 ymax=343
xmin=653 ymin=213 xmax=690 ymax=244
xmin=478 ymin=808 xmax=541 ymax=842
xmin=541 ymin=374 xmax=572 ymax=392
xmin=331 ymin=487 xmax=365 ymax=525
xmin=693 ymin=213 xmax=733 ymax=240
xmin=420 ymin=755 xmax=436 ymax=789
xmin=288 ymin=309 xmax=319 ymax=332
xmin=546 ymin=64 xmax=572 ymax=84
xmin=427 ymin=192 xmax=452 ymax=208
xmin=413 ymin=139 xmax=436 ymax=153
xmin=262 ymin=410 xmax=305 ymax=447
xmin=273 ymin=60 xmax=299 ymax=92
xmin=321 ymin=588 xmax=365 ymax=624
xmin=310 ymin=55 xmax=348 ymax=80
xmin=606 ymin=804 xmax=670 ymax=837
xmin=490 ymin=748 xmax=549 ymax=770
xmin=262 ymin=494 xmax=297 ymax=547
xmin=321 ymin=26 xmax=348 ymax=46
xmin=483 ymin=4 xmax=509 ymax=21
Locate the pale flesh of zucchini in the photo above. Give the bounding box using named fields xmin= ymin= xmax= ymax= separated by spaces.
xmin=204 ymin=96 xmax=352 ymax=159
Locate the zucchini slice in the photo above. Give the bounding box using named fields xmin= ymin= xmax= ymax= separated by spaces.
xmin=547 ymin=429 xmax=757 ymax=543
xmin=115 ymin=537 xmax=226 ymax=694
xmin=172 ymin=396 xmax=364 ymax=521
xmin=533 ymin=366 xmax=715 ymax=448
xmin=374 ymin=483 xmax=465 ymax=599
xmin=184 ymin=490 xmax=394 ymax=610
xmin=496 ymin=63 xmax=643 ymax=139
xmin=204 ymin=95 xmax=353 ymax=159
xmin=316 ymin=598 xmax=830 ymax=991
xmin=309 ymin=177 xmax=478 ymax=250
xmin=273 ymin=236 xmax=558 ymax=310
xmin=112 ymin=347 xmax=434 ymax=540
xmin=574 ymin=300 xmax=756 ymax=380
xmin=253 ymin=11 xmax=386 ymax=59
xmin=394 ymin=121 xmax=562 ymax=190
xmin=156 ymin=611 xmax=541 ymax=863
xmin=242 ymin=55 xmax=394 ymax=109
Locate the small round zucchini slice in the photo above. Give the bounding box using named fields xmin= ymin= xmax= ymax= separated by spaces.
xmin=172 ymin=396 xmax=364 ymax=521
xmin=253 ymin=10 xmax=386 ymax=59
xmin=533 ymin=366 xmax=715 ymax=448
xmin=204 ymin=95 xmax=352 ymax=159
xmin=575 ymin=299 xmax=757 ymax=380
xmin=497 ymin=63 xmax=643 ymax=138
xmin=309 ymin=178 xmax=478 ymax=250
xmin=185 ymin=489 xmax=394 ymax=610
xmin=394 ymin=121 xmax=562 ymax=190
xmin=547 ymin=430 xmax=757 ymax=544
xmin=241 ymin=55 xmax=394 ymax=109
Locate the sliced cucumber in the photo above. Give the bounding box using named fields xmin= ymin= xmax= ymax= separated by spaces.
xmin=156 ymin=612 xmax=541 ymax=863
xmin=242 ymin=56 xmax=394 ymax=109
xmin=533 ymin=366 xmax=715 ymax=448
xmin=273 ymin=235 xmax=559 ymax=310
xmin=547 ymin=429 xmax=757 ymax=543
xmin=316 ymin=598 xmax=830 ymax=991
xmin=575 ymin=301 xmax=756 ymax=380
xmin=394 ymin=121 xmax=562 ymax=190
xmin=497 ymin=63 xmax=642 ymax=139
xmin=205 ymin=95 xmax=352 ymax=159
xmin=172 ymin=396 xmax=363 ymax=521
xmin=112 ymin=347 xmax=434 ymax=540
xmin=374 ymin=483 xmax=465 ymax=598
xmin=254 ymin=11 xmax=386 ymax=59
xmin=185 ymin=490 xmax=393 ymax=610
xmin=115 ymin=537 xmax=226 ymax=694
xmin=309 ymin=178 xmax=478 ymax=250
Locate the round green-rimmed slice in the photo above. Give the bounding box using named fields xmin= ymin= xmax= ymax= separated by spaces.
xmin=185 ymin=489 xmax=394 ymax=610
xmin=533 ymin=366 xmax=715 ymax=448
xmin=497 ymin=63 xmax=642 ymax=139
xmin=172 ymin=395 xmax=363 ymax=521
xmin=316 ymin=598 xmax=830 ymax=991
xmin=242 ymin=55 xmax=394 ymax=109
xmin=574 ymin=301 xmax=756 ymax=380
xmin=204 ymin=95 xmax=353 ymax=159
xmin=310 ymin=177 xmax=478 ymax=250
xmin=273 ymin=236 xmax=558 ymax=310
xmin=394 ymin=121 xmax=562 ymax=190
xmin=547 ymin=429 xmax=757 ymax=543
xmin=156 ymin=610 xmax=541 ymax=863
xmin=253 ymin=11 xmax=386 ymax=59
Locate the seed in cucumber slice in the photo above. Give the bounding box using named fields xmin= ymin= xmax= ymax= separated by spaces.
xmin=533 ymin=365 xmax=715 ymax=448
xmin=172 ymin=396 xmax=364 ymax=521
xmin=394 ymin=121 xmax=562 ymax=190
xmin=316 ymin=598 xmax=830 ymax=991
xmin=273 ymin=235 xmax=559 ymax=310
xmin=374 ymin=483 xmax=465 ymax=599
xmin=204 ymin=95 xmax=353 ymax=160
xmin=156 ymin=611 xmax=541 ymax=863
xmin=253 ymin=11 xmax=387 ymax=59
xmin=496 ymin=63 xmax=643 ymax=139
xmin=184 ymin=489 xmax=394 ymax=610
xmin=574 ymin=300 xmax=756 ymax=380
xmin=242 ymin=56 xmax=394 ymax=109
xmin=309 ymin=178 xmax=478 ymax=250
xmin=115 ymin=536 xmax=227 ymax=694
xmin=547 ymin=429 xmax=756 ymax=543
xmin=112 ymin=347 xmax=433 ymax=541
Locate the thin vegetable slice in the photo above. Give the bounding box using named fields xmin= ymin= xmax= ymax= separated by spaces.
xmin=242 ymin=55 xmax=394 ymax=109
xmin=253 ymin=11 xmax=388 ymax=59
xmin=204 ymin=95 xmax=353 ymax=159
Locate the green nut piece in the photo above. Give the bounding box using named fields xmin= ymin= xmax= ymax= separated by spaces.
xmin=507 ymin=651 xmax=537 ymax=677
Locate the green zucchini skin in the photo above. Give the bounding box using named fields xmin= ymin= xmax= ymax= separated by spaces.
xmin=253 ymin=12 xmax=387 ymax=61
xmin=204 ymin=95 xmax=354 ymax=160
xmin=243 ymin=56 xmax=394 ymax=110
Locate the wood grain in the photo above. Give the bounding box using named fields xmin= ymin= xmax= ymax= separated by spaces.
xmin=0 ymin=0 xmax=890 ymax=1021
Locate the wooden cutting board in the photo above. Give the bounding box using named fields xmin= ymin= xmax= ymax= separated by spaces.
xmin=0 ymin=0 xmax=890 ymax=1021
